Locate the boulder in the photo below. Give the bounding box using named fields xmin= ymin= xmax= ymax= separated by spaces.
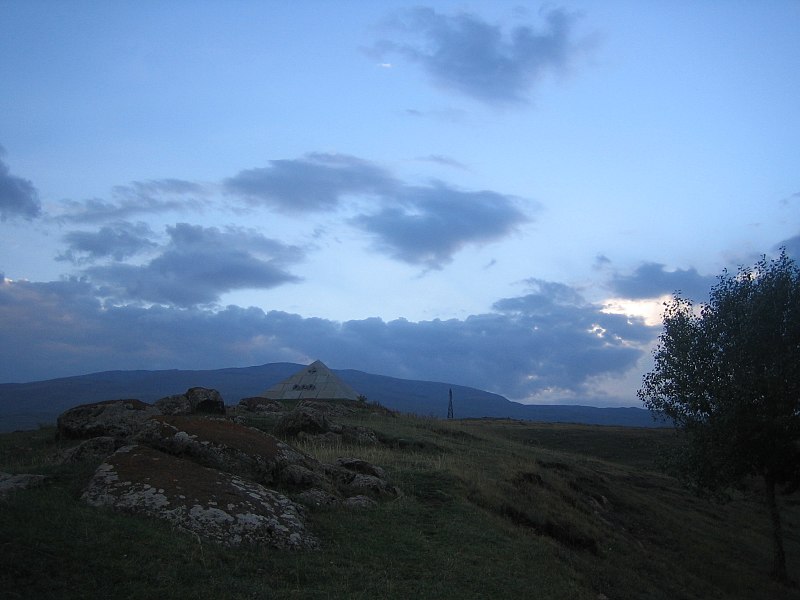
xmin=155 ymin=387 xmax=226 ymax=416
xmin=325 ymin=458 xmax=400 ymax=500
xmin=295 ymin=487 xmax=341 ymax=508
xmin=343 ymin=495 xmax=377 ymax=509
xmin=334 ymin=458 xmax=387 ymax=480
xmin=60 ymin=436 xmax=120 ymax=464
xmin=135 ymin=416 xmax=328 ymax=490
xmin=340 ymin=426 xmax=379 ymax=445
xmin=297 ymin=431 xmax=342 ymax=445
xmin=82 ymin=444 xmax=318 ymax=549
xmin=0 ymin=472 xmax=48 ymax=500
xmin=238 ymin=397 xmax=286 ymax=413
xmin=57 ymin=399 xmax=160 ymax=440
xmin=276 ymin=408 xmax=379 ymax=446
xmin=274 ymin=408 xmax=330 ymax=437
xmin=296 ymin=400 xmax=356 ymax=418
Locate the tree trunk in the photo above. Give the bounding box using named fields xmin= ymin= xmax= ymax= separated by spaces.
xmin=764 ymin=473 xmax=787 ymax=583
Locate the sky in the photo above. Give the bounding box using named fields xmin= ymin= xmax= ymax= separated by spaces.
xmin=1 ymin=1 xmax=798 ymax=407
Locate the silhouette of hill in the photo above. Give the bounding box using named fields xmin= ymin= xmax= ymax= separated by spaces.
xmin=0 ymin=363 xmax=660 ymax=431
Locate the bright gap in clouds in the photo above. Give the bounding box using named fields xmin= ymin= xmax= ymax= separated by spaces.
xmin=600 ymin=296 xmax=670 ymax=328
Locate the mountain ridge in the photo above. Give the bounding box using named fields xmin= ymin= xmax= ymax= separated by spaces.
xmin=0 ymin=362 xmax=662 ymax=431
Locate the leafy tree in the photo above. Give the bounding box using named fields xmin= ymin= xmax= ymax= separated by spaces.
xmin=638 ymin=250 xmax=800 ymax=582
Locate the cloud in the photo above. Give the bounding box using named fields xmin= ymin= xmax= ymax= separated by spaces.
xmin=85 ymin=223 xmax=304 ymax=306
xmin=224 ymin=153 xmax=395 ymax=213
xmin=42 ymin=152 xmax=529 ymax=272
xmin=416 ymin=154 xmax=469 ymax=170
xmin=401 ymin=107 xmax=467 ymax=122
xmin=223 ymin=152 xmax=530 ymax=267
xmin=776 ymin=234 xmax=800 ymax=261
xmin=0 ymin=145 xmax=41 ymax=221
xmin=59 ymin=179 xmax=207 ymax=223
xmin=56 ymin=221 xmax=158 ymax=264
xmin=593 ymin=254 xmax=611 ymax=270
xmin=372 ymin=7 xmax=583 ymax=105
xmin=0 ymin=275 xmax=655 ymax=403
xmin=494 ymin=278 xmax=585 ymax=311
xmin=353 ymin=182 xmax=530 ymax=269
xmin=609 ymin=262 xmax=716 ymax=301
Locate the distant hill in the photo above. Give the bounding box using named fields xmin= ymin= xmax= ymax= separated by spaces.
xmin=0 ymin=363 xmax=663 ymax=432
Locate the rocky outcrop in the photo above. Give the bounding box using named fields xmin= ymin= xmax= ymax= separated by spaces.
xmin=295 ymin=400 xmax=357 ymax=418
xmin=135 ymin=416 xmax=327 ymax=490
xmin=275 ymin=407 xmax=380 ymax=446
xmin=238 ymin=397 xmax=286 ymax=412
xmin=58 ymin=395 xmax=399 ymax=548
xmin=82 ymin=445 xmax=317 ymax=549
xmin=343 ymin=495 xmax=377 ymax=509
xmin=0 ymin=472 xmax=49 ymax=499
xmin=325 ymin=458 xmax=400 ymax=500
xmin=57 ymin=399 xmax=160 ymax=440
xmin=155 ymin=387 xmax=225 ymax=416
xmin=337 ymin=427 xmax=380 ymax=445
xmin=334 ymin=457 xmax=388 ymax=479
xmin=274 ymin=408 xmax=330 ymax=437
xmin=60 ymin=436 xmax=120 ymax=464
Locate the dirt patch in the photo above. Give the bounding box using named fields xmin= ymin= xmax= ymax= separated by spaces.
xmin=137 ymin=416 xmax=322 ymax=490
xmin=152 ymin=416 xmax=284 ymax=460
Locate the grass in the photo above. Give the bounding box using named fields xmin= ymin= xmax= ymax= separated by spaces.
xmin=2 ymin=411 xmax=799 ymax=599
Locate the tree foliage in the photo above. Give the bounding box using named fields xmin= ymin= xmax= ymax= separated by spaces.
xmin=638 ymin=250 xmax=800 ymax=581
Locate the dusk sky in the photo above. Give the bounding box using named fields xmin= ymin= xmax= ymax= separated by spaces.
xmin=1 ymin=1 xmax=798 ymax=407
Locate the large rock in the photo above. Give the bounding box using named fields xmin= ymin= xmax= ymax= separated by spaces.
xmin=274 ymin=408 xmax=330 ymax=437
xmin=60 ymin=436 xmax=120 ymax=464
xmin=57 ymin=399 xmax=160 ymax=440
xmin=155 ymin=387 xmax=226 ymax=416
xmin=135 ymin=416 xmax=327 ymax=490
xmin=0 ymin=472 xmax=48 ymax=500
xmin=82 ymin=444 xmax=317 ymax=549
xmin=275 ymin=408 xmax=379 ymax=446
xmin=325 ymin=457 xmax=401 ymax=500
xmin=334 ymin=457 xmax=388 ymax=480
xmin=295 ymin=400 xmax=356 ymax=418
xmin=238 ymin=397 xmax=286 ymax=413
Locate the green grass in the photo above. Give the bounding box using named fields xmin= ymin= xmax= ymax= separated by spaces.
xmin=2 ymin=414 xmax=799 ymax=599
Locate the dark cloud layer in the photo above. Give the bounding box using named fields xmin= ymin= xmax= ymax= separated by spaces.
xmin=609 ymin=262 xmax=716 ymax=301
xmin=373 ymin=7 xmax=581 ymax=104
xmin=0 ymin=146 xmax=41 ymax=220
xmin=85 ymin=224 xmax=304 ymax=306
xmin=57 ymin=222 xmax=157 ymax=264
xmin=0 ymin=276 xmax=655 ymax=403
xmin=224 ymin=153 xmax=395 ymax=213
xmin=353 ymin=183 xmax=529 ymax=269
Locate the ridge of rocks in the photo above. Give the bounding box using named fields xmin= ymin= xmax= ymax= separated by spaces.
xmin=45 ymin=388 xmax=399 ymax=549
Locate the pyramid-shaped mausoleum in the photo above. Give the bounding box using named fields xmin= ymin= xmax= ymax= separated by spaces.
xmin=260 ymin=360 xmax=360 ymax=401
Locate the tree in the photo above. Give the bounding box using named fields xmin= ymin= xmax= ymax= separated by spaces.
xmin=638 ymin=250 xmax=800 ymax=582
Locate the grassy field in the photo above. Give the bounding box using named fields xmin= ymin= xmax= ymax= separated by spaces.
xmin=1 ymin=410 xmax=798 ymax=599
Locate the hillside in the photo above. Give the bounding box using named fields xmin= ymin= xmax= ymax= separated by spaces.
xmin=1 ymin=408 xmax=797 ymax=599
xmin=0 ymin=363 xmax=659 ymax=432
